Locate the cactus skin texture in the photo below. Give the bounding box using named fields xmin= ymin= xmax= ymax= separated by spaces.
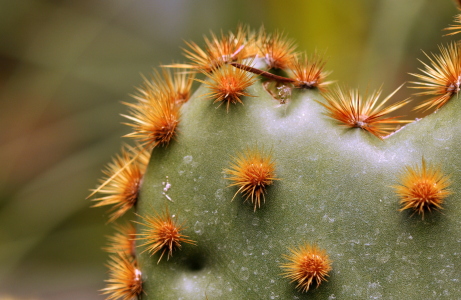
xmin=91 ymin=23 xmax=461 ymax=299
xmin=136 ymin=84 xmax=461 ymax=300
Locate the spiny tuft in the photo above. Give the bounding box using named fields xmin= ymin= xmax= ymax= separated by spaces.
xmin=173 ymin=25 xmax=255 ymax=73
xmin=136 ymin=208 xmax=196 ymax=263
xmin=393 ymin=158 xmax=452 ymax=218
xmin=289 ymin=52 xmax=333 ymax=91
xmin=258 ymin=28 xmax=298 ymax=70
xmin=280 ymin=243 xmax=332 ymax=293
xmin=197 ymin=62 xmax=257 ymax=111
xmin=318 ymin=84 xmax=411 ymax=139
xmin=224 ymin=147 xmax=279 ymax=211
xmin=123 ymin=81 xmax=181 ymax=148
xmin=101 ymin=253 xmax=143 ymax=300
xmin=410 ymin=42 xmax=461 ymax=111
xmin=91 ymin=145 xmax=150 ymax=223
xmin=104 ymin=222 xmax=137 ymax=257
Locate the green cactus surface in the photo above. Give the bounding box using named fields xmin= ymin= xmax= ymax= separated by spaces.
xmin=91 ymin=22 xmax=461 ymax=299
xmin=136 ymin=84 xmax=461 ymax=299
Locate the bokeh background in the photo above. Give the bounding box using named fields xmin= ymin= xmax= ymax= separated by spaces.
xmin=0 ymin=0 xmax=458 ymax=299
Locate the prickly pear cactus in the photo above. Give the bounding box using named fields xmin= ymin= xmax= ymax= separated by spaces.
xmin=91 ymin=18 xmax=461 ymax=300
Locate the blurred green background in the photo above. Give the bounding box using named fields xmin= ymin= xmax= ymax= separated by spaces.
xmin=0 ymin=0 xmax=458 ymax=299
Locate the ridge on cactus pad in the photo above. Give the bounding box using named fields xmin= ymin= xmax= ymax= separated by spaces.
xmin=90 ymin=22 xmax=461 ymax=299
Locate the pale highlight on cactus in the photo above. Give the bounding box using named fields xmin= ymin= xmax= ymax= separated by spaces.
xmin=197 ymin=62 xmax=257 ymax=111
xmin=135 ymin=208 xmax=196 ymax=263
xmin=101 ymin=253 xmax=143 ymax=300
xmin=393 ymin=158 xmax=452 ymax=218
xmin=410 ymin=42 xmax=461 ymax=111
xmin=318 ymin=84 xmax=411 ymax=139
xmin=91 ymin=145 xmax=150 ymax=223
xmin=224 ymin=147 xmax=279 ymax=211
xmin=281 ymin=243 xmax=332 ymax=293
